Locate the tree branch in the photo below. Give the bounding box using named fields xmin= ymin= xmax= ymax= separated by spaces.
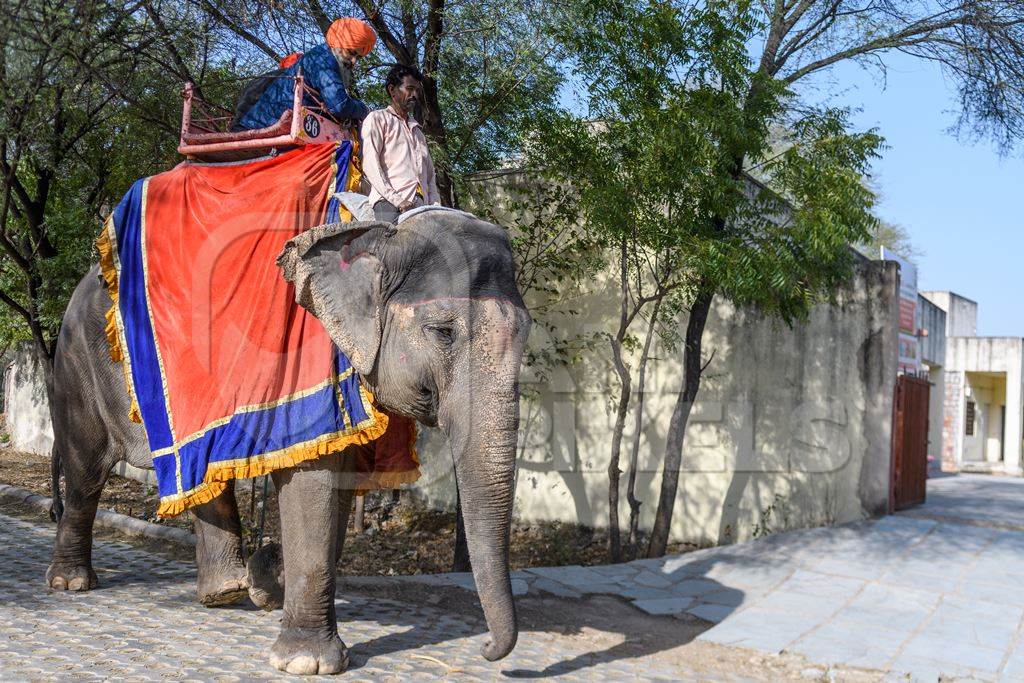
xmin=352 ymin=0 xmax=415 ymax=64
xmin=192 ymin=0 xmax=281 ymax=61
xmin=142 ymin=0 xmax=204 ymax=98
xmin=0 ymin=288 xmax=34 ymax=331
xmin=783 ymin=12 xmax=972 ymax=83
xmin=304 ymin=0 xmax=332 ymax=35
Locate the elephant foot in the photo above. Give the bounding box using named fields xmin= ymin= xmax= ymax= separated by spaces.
xmin=46 ymin=562 xmax=98 ymax=592
xmin=270 ymin=628 xmax=349 ymax=675
xmin=197 ymin=565 xmax=249 ymax=607
xmin=247 ymin=542 xmax=284 ymax=611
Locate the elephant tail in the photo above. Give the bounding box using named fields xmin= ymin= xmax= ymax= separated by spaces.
xmin=49 ymin=445 xmax=63 ymax=523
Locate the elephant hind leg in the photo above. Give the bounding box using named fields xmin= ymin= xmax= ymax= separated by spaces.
xmin=46 ymin=445 xmax=108 ymax=592
xmin=192 ymin=481 xmax=250 ymax=607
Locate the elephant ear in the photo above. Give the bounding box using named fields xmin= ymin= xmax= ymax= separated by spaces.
xmin=278 ymin=221 xmax=395 ymax=377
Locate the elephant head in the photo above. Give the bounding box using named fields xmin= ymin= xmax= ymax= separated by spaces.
xmin=278 ymin=211 xmax=531 ymax=661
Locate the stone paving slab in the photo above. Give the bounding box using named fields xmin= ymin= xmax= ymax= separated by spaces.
xmin=331 ymin=475 xmax=1024 ymax=681
xmin=695 ymin=475 xmax=1024 ymax=682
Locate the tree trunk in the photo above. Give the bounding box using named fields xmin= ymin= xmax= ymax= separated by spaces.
xmin=353 ymin=495 xmax=365 ymax=533
xmin=626 ymin=296 xmax=662 ymax=559
xmin=606 ymin=236 xmax=632 ymax=563
xmin=607 ymin=336 xmax=630 ymax=563
xmin=646 ymin=288 xmax=713 ymax=558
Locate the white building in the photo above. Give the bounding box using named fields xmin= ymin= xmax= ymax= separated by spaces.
xmin=916 ymin=293 xmax=946 ymax=469
xmin=922 ymin=291 xmax=1024 ymax=475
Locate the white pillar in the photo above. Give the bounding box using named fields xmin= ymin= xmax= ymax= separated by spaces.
xmin=1004 ymin=350 xmax=1024 ymax=475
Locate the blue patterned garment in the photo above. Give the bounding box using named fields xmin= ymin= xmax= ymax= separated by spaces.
xmin=236 ymin=44 xmax=369 ymax=130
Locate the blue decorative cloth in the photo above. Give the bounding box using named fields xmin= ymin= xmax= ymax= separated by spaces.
xmin=95 ymin=143 xmax=420 ymax=517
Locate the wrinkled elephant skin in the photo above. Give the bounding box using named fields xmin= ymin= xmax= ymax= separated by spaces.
xmin=46 ymin=210 xmax=530 ymax=675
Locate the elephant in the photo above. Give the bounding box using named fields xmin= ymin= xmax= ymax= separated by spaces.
xmin=45 ymin=211 xmax=531 ymax=675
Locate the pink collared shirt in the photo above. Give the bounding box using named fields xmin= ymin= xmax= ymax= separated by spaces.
xmin=360 ymin=105 xmax=441 ymax=208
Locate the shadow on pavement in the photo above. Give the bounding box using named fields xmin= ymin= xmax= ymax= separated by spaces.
xmin=338 ymin=569 xmax=743 ymax=678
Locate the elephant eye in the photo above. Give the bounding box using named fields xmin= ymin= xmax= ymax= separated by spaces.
xmin=424 ymin=324 xmax=455 ymax=346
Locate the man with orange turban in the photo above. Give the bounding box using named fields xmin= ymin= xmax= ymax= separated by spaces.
xmin=233 ymin=18 xmax=377 ymax=131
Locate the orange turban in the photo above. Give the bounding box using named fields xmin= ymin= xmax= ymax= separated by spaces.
xmin=326 ymin=18 xmax=377 ymax=56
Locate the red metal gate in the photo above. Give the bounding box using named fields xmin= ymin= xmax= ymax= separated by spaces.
xmin=890 ymin=375 xmax=931 ymax=511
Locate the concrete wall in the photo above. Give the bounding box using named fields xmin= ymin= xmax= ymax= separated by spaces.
xmin=2 ymin=345 xmax=160 ymax=487
xmin=2 ymin=344 xmax=53 ymax=455
xmin=917 ymin=295 xmax=946 ymax=367
xmin=3 ymin=235 xmax=900 ymax=545
xmin=942 ymin=372 xmax=963 ymax=468
xmin=414 ymin=258 xmax=900 ymax=545
xmin=926 ymin=365 xmax=945 ymax=465
xmin=916 ymin=295 xmax=946 ymax=466
xmin=922 ymin=291 xmax=977 ymax=338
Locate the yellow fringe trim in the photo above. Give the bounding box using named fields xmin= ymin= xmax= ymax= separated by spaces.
xmin=156 ymin=405 xmax=392 ymax=518
xmin=346 ymin=140 xmax=363 ymax=193
xmin=96 ymin=223 xmax=142 ymax=423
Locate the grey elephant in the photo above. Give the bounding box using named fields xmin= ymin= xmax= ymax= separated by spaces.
xmin=45 ymin=212 xmax=531 ymax=675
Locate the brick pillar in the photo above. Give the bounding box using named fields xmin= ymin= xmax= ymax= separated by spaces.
xmin=942 ymin=371 xmax=962 ymax=471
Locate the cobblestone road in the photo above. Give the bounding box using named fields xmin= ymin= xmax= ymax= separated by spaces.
xmin=0 ymin=512 xmax=701 ymax=681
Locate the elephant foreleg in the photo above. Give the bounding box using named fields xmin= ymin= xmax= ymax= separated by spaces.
xmin=192 ymin=481 xmax=249 ymax=606
xmin=269 ymin=453 xmax=355 ymax=676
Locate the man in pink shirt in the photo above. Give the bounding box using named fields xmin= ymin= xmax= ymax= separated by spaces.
xmin=361 ymin=65 xmax=441 ymax=223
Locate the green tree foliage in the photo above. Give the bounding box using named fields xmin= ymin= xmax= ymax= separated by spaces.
xmin=0 ymin=0 xmax=246 ymax=365
xmin=542 ymin=0 xmax=1024 ymax=559
xmin=0 ymin=0 xmax=336 ymax=364
xmin=537 ymin=0 xmax=880 ymax=560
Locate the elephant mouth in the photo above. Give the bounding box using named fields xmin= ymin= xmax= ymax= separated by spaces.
xmin=412 ymin=382 xmax=439 ymax=426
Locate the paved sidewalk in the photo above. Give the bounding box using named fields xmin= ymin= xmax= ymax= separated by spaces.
xmin=410 ymin=474 xmax=1024 ymax=681
xmin=696 ymin=476 xmax=1024 ymax=682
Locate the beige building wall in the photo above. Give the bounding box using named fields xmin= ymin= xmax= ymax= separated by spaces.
xmin=2 ymin=345 xmax=53 ymax=456
xmin=415 ymin=259 xmax=900 ymax=545
xmin=1 ymin=187 xmax=902 ymax=545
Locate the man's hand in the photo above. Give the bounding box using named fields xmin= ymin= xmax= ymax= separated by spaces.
xmin=398 ymin=199 xmax=416 ymax=212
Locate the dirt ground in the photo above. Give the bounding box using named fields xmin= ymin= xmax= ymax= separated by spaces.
xmin=0 ymin=447 xmax=694 ymax=575
xmin=353 ymin=582 xmax=886 ymax=682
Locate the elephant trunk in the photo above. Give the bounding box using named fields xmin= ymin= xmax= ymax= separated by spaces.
xmin=448 ymin=382 xmax=520 ymax=661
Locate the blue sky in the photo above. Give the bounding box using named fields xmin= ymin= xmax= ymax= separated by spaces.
xmin=803 ymin=53 xmax=1024 ymax=337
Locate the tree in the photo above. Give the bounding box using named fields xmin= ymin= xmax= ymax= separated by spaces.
xmin=545 ymin=0 xmax=1024 ymax=559
xmin=646 ymin=0 xmax=1024 ymax=557
xmin=539 ymin=0 xmax=890 ymax=561
xmin=0 ymin=0 xmax=241 ymax=372
xmin=859 ymin=218 xmax=922 ymax=261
